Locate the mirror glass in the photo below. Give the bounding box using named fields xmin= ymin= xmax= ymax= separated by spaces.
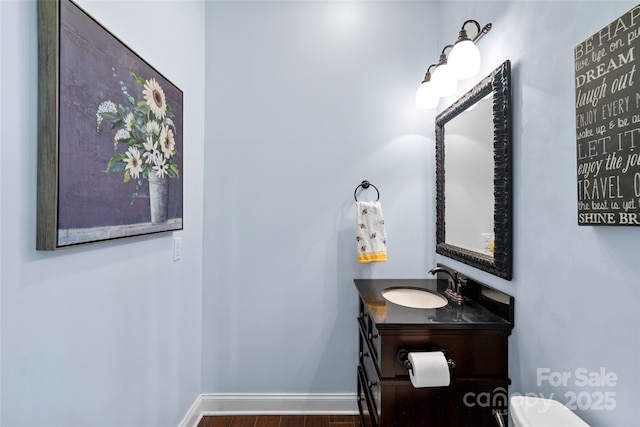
xmin=444 ymin=94 xmax=494 ymax=254
xmin=435 ymin=60 xmax=512 ymax=280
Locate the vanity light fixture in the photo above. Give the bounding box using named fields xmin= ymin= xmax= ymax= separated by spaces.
xmin=415 ymin=19 xmax=492 ymax=110
xmin=415 ymin=64 xmax=439 ymax=109
xmin=448 ymin=20 xmax=492 ymax=80
xmin=430 ymin=46 xmax=458 ymax=97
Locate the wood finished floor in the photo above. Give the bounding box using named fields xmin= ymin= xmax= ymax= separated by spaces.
xmin=197 ymin=415 xmax=361 ymax=427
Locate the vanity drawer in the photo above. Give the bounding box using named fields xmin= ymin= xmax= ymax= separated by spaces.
xmin=359 ymin=325 xmax=381 ymax=376
xmin=357 ymin=366 xmax=378 ymax=427
xmin=359 ymin=303 xmax=381 ymax=365
xmin=359 ymin=332 xmax=381 ymax=416
xmin=380 ymin=329 xmax=510 ymax=379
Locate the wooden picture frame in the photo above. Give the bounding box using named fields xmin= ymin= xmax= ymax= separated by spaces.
xmin=37 ymin=0 xmax=183 ymax=250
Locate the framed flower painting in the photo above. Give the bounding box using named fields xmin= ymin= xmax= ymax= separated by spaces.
xmin=37 ymin=0 xmax=183 ymax=250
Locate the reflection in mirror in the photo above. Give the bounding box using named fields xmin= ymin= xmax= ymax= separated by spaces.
xmin=435 ymin=60 xmax=512 ymax=280
xmin=444 ymin=94 xmax=494 ymax=254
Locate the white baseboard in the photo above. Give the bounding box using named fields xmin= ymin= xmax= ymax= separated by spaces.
xmin=179 ymin=393 xmax=359 ymax=427
xmin=179 ymin=395 xmax=204 ymax=427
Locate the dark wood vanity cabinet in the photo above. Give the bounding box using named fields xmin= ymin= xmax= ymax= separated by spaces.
xmin=355 ymin=279 xmax=514 ymax=427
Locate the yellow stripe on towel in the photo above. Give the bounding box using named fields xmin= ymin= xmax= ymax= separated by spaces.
xmin=358 ymin=251 xmax=388 ymax=264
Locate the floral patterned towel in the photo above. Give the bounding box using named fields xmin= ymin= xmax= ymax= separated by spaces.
xmin=356 ymin=200 xmax=387 ymax=263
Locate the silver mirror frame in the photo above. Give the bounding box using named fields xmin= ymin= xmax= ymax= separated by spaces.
xmin=435 ymin=60 xmax=513 ymax=280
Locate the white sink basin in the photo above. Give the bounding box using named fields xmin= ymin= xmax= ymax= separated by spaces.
xmin=381 ymin=287 xmax=448 ymax=309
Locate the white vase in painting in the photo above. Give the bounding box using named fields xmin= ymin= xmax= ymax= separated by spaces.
xmin=148 ymin=173 xmax=168 ymax=224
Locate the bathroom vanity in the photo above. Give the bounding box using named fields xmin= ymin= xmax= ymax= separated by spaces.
xmin=354 ymin=275 xmax=514 ymax=427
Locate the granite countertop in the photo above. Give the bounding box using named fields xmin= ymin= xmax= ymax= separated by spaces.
xmin=354 ymin=278 xmax=514 ymax=330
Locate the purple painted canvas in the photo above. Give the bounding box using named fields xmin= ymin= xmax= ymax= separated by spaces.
xmin=57 ymin=0 xmax=183 ymax=246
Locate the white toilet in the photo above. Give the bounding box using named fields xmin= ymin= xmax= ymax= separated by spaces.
xmin=510 ymin=396 xmax=590 ymax=427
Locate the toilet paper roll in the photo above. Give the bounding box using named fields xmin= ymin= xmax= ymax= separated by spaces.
xmin=408 ymin=351 xmax=451 ymax=388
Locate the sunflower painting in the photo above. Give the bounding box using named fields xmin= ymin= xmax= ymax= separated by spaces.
xmin=96 ymin=71 xmax=180 ymax=210
xmin=38 ymin=0 xmax=183 ymax=249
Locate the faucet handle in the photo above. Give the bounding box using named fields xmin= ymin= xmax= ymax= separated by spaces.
xmin=456 ymin=276 xmax=467 ymax=295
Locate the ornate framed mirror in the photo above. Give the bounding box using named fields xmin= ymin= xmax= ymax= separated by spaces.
xmin=435 ymin=60 xmax=513 ymax=280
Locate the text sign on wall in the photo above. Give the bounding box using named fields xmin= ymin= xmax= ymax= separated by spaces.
xmin=575 ymin=4 xmax=640 ymax=225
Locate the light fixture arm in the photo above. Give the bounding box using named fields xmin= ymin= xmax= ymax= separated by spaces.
xmin=439 ymin=45 xmax=454 ymax=64
xmin=458 ymin=19 xmax=492 ymax=44
xmin=473 ymin=23 xmax=492 ymax=43
xmin=420 ymin=63 xmax=438 ymax=84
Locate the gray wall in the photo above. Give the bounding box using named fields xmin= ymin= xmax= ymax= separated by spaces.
xmin=0 ymin=1 xmax=205 ymax=426
xmin=203 ymin=1 xmax=640 ymax=426
xmin=203 ymin=0 xmax=437 ymax=393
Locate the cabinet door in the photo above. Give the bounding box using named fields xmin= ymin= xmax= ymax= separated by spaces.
xmin=378 ymin=379 xmax=509 ymax=427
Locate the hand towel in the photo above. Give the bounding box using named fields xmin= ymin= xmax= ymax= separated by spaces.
xmin=356 ymin=200 xmax=387 ymax=263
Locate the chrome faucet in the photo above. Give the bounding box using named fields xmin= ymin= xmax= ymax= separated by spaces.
xmin=428 ymin=266 xmax=467 ymax=304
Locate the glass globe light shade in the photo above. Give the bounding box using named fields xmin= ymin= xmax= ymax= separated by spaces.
xmin=448 ymin=40 xmax=481 ymax=80
xmin=431 ymin=63 xmax=458 ymax=97
xmin=415 ymin=81 xmax=439 ymax=109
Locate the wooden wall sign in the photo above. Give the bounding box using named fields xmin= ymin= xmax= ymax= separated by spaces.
xmin=575 ymin=4 xmax=640 ymax=225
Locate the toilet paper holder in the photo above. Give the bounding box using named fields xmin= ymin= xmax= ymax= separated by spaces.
xmin=397 ymin=349 xmax=456 ymax=371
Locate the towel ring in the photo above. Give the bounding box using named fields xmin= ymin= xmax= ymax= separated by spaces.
xmin=354 ymin=180 xmax=380 ymax=202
